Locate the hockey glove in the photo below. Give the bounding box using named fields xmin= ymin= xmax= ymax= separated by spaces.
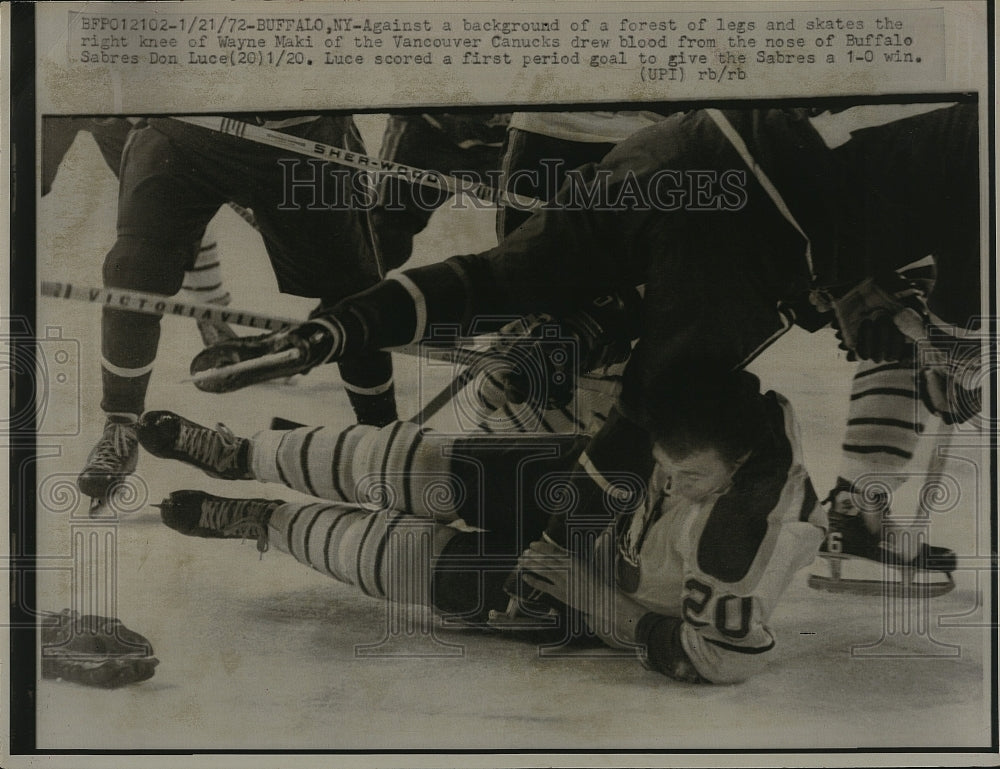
xmin=189 ymin=318 xmax=342 ymax=393
xmin=41 ymin=609 xmax=158 ymax=688
xmin=827 ymin=273 xmax=930 ymax=363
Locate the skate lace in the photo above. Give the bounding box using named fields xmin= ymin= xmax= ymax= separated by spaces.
xmin=178 ymin=421 xmax=242 ymax=475
xmin=90 ymin=423 xmax=138 ymax=471
xmin=199 ymin=498 xmax=270 ymax=553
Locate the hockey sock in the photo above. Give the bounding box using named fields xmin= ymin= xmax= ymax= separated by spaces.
xmin=99 ymin=357 xmax=153 ymax=418
xmin=179 ymin=221 xmax=231 ymax=307
xmin=837 ymin=359 xmax=929 ymax=495
xmin=249 ymin=422 xmax=463 ymax=520
xmin=338 ymin=352 xmax=398 ymax=428
xmin=99 ymin=235 xmax=188 ymax=416
xmin=267 ymin=500 xmax=464 ymax=608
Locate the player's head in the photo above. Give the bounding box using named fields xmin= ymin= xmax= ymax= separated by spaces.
xmin=636 ymin=366 xmax=767 ymax=499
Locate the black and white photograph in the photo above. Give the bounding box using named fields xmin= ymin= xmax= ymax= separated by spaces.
xmin=6 ymin=1 xmax=997 ymax=766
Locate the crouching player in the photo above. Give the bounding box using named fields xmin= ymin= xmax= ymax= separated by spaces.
xmin=137 ymin=368 xmax=826 ymax=684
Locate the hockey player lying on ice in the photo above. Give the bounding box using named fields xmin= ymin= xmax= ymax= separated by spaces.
xmin=192 ymin=101 xmax=978 ymax=583
xmin=139 ymin=366 xmax=825 ymax=684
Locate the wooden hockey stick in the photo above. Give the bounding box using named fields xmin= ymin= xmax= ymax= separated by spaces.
xmin=41 ymin=280 xmax=622 ymax=397
xmin=185 ymin=341 xmax=621 ymax=398
xmin=40 ymin=281 xmax=300 ymax=332
xmin=172 ymin=116 xmax=544 ymax=212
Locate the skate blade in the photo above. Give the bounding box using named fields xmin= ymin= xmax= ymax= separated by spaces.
xmin=809 ymin=554 xmax=955 ymax=597
xmin=86 ymin=478 xmax=146 ymax=518
xmin=486 ymin=607 xmax=561 ymax=631
xmin=807 ymin=573 xmax=955 ymax=597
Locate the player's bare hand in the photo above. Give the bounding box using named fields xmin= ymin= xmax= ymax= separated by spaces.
xmin=518 ymin=538 xmax=573 ymax=606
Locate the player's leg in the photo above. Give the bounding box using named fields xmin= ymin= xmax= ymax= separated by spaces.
xmin=156 ymin=489 xmax=505 ymax=620
xmin=147 ymin=419 xmax=584 ymax=622
xmin=819 ymin=359 xmax=957 ymax=574
xmin=88 ymin=117 xmax=237 ymax=349
xmin=371 ymin=115 xmax=449 ymax=271
xmin=826 ymin=359 xmax=924 ymax=546
xmin=496 ymin=128 xmax=614 ymax=239
xmin=178 ymin=216 xmax=237 ymax=347
xmin=139 ymin=410 xmax=583 ymax=550
xmin=78 ymin=124 xmax=222 ymax=501
xmin=41 ymin=117 xmax=89 ymax=197
xmin=261 ymin=116 xmax=399 ymax=426
xmin=372 ymin=113 xmax=508 ymax=270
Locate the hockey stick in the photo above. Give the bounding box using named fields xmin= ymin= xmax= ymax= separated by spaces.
xmin=172 ymin=116 xmax=544 ymax=212
xmin=40 ymin=281 xmax=300 ymax=332
xmin=408 ymin=366 xmax=482 ymax=425
xmin=186 ymin=342 xmax=622 ymax=398
xmin=40 ymin=280 xmax=622 ymax=396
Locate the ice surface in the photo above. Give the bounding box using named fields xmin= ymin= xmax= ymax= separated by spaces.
xmin=30 ymin=119 xmax=993 ymax=753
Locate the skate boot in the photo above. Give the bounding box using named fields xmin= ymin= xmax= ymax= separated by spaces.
xmin=487 ymin=533 xmax=574 ymax=638
xmin=189 ymin=326 xmax=325 ymax=393
xmin=195 ymin=317 xmax=238 ymax=348
xmin=78 ymin=417 xmax=140 ymax=512
xmin=154 ymin=490 xmax=281 ymax=553
xmin=137 ymin=411 xmax=252 ymax=480
xmin=810 ymin=479 xmax=956 ymax=596
xmin=487 ymin=571 xmax=563 ymax=632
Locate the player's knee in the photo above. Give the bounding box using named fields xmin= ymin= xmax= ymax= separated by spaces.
xmin=103 ymin=235 xmax=189 ymax=294
xmin=430 ymin=531 xmax=508 ymax=619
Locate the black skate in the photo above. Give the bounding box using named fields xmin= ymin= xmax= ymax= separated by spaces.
xmin=809 ymin=482 xmax=956 ymax=596
xmin=78 ymin=417 xmax=139 ymax=516
xmin=154 ymin=490 xmax=280 ymax=553
xmin=195 ymin=317 xmax=238 ymax=348
xmin=487 ymin=562 xmax=610 ymax=650
xmin=137 ymin=411 xmax=252 ymax=480
xmin=486 ymin=577 xmax=563 ymax=632
xmin=189 ymin=329 xmax=304 ymax=392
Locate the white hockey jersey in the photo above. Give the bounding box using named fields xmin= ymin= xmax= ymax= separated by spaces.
xmin=604 ymin=392 xmax=826 ymax=683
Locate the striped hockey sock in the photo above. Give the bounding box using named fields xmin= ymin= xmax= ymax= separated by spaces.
xmin=266 ymin=500 xmax=461 ymax=605
xmin=250 ymin=422 xmax=462 ymax=521
xmin=837 ymin=359 xmax=929 ymax=495
xmin=180 ymin=220 xmax=231 ymax=307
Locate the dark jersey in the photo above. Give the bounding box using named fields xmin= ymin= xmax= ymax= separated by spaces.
xmin=332 ymin=103 xmax=979 ymax=413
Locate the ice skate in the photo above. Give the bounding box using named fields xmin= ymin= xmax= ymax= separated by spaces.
xmin=487 ymin=535 xmax=567 ymax=632
xmin=195 ymin=317 xmax=238 ymax=348
xmin=154 ymin=490 xmax=280 ymax=553
xmin=137 ymin=410 xmax=253 ymax=480
xmin=77 ymin=417 xmax=139 ymax=515
xmin=809 ymin=483 xmax=956 ymax=596
xmin=189 ymin=328 xmax=305 ymax=392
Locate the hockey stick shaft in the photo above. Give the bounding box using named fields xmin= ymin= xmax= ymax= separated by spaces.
xmin=172 ymin=116 xmax=544 ymax=212
xmin=391 ymin=344 xmax=622 ymax=396
xmin=408 ymin=366 xmax=481 ymax=425
xmin=42 ymin=280 xmax=620 ymax=396
xmin=186 ymin=339 xmax=619 ymax=397
xmin=40 ymin=281 xmax=300 ymax=332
